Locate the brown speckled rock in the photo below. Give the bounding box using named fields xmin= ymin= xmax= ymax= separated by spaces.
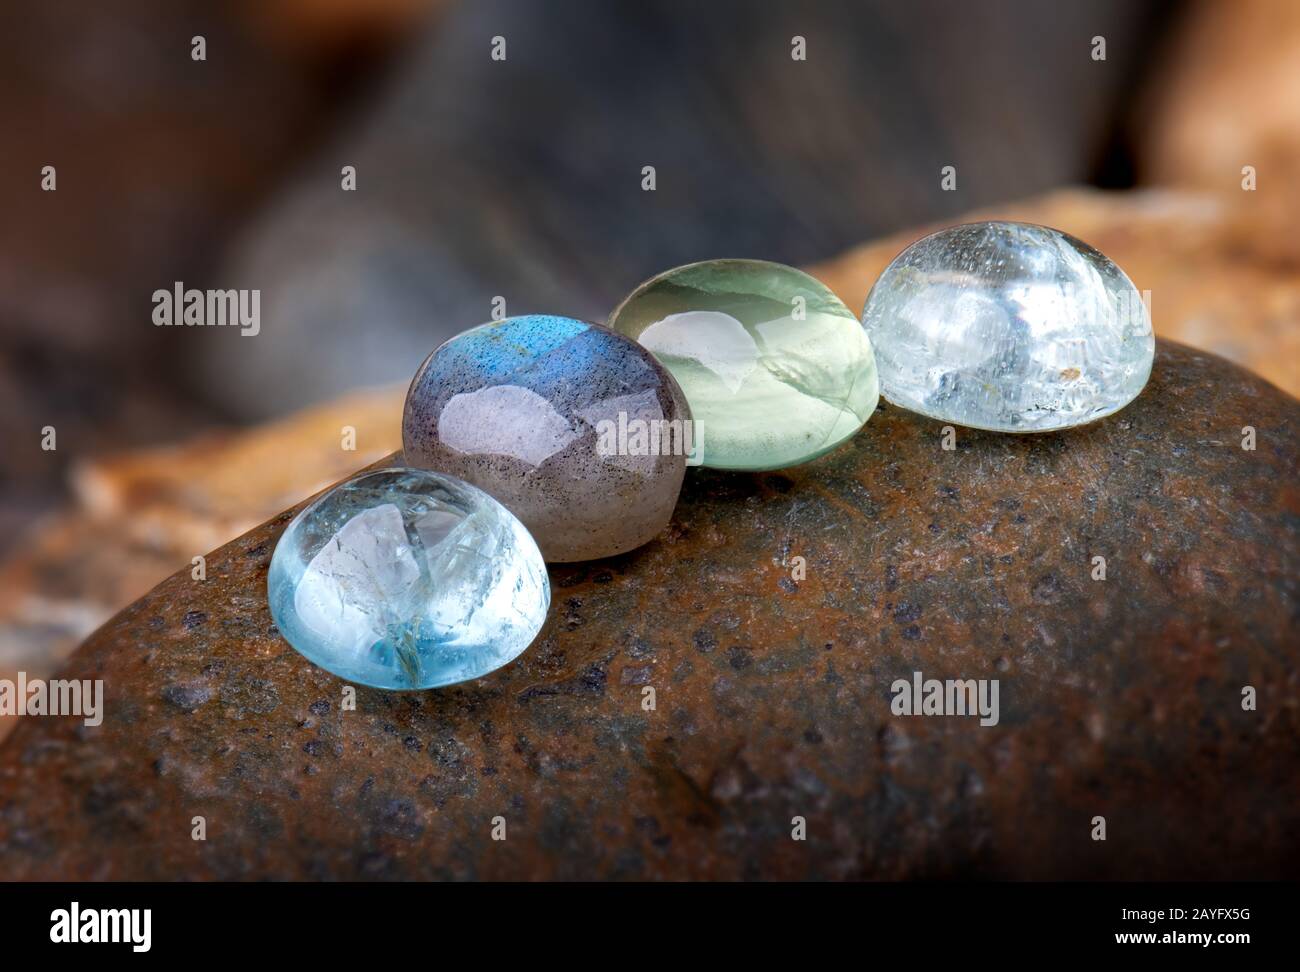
xmin=0 ymin=341 xmax=1296 ymax=879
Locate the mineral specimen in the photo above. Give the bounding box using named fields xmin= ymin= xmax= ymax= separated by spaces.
xmin=607 ymin=259 xmax=879 ymax=470
xmin=266 ymin=468 xmax=549 ymax=690
xmin=402 ymin=315 xmax=690 ymax=562
xmin=860 ymin=221 xmax=1154 ymax=432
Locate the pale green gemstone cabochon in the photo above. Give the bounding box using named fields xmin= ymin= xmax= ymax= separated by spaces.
xmin=608 ymin=259 xmax=879 ymax=471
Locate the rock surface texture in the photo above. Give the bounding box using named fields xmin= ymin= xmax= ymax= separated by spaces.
xmin=0 ymin=340 xmax=1295 ymax=879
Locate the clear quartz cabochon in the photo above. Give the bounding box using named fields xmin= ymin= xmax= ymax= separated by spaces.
xmin=268 ymin=468 xmax=550 ymax=690
xmin=860 ymin=222 xmax=1155 ymax=432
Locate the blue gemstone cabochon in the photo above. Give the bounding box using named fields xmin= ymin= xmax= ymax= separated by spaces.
xmin=268 ymin=467 xmax=550 ymax=691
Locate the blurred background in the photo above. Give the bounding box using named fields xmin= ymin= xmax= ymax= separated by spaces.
xmin=2 ymin=0 xmax=1298 ymax=734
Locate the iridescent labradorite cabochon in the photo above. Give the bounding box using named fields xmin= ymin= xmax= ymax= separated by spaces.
xmin=402 ymin=315 xmax=690 ymax=562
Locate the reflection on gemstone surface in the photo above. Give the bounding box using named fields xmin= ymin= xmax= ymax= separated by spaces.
xmin=403 ymin=315 xmax=690 ymax=562
xmin=861 ymin=222 xmax=1154 ymax=432
xmin=608 ymin=260 xmax=879 ymax=470
xmin=268 ymin=468 xmax=549 ymax=690
xmin=438 ymin=385 xmax=577 ymax=466
xmin=641 ymin=311 xmax=759 ymax=393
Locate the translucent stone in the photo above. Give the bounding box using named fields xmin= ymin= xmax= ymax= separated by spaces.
xmin=268 ymin=468 xmax=549 ymax=690
xmin=607 ymin=259 xmax=879 ymax=470
xmin=403 ymin=315 xmax=690 ymax=562
xmin=861 ymin=222 xmax=1155 ymax=432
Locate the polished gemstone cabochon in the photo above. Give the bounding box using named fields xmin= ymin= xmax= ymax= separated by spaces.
xmin=608 ymin=259 xmax=879 ymax=471
xmin=861 ymin=222 xmax=1155 ymax=432
xmin=403 ymin=315 xmax=690 ymax=562
xmin=268 ymin=468 xmax=549 ymax=690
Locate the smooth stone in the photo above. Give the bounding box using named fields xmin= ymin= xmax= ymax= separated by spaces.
xmin=861 ymin=221 xmax=1155 ymax=432
xmin=267 ymin=468 xmax=548 ymax=690
xmin=402 ymin=315 xmax=690 ymax=562
xmin=608 ymin=259 xmax=879 ymax=471
xmin=8 ymin=342 xmax=1295 ymax=879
